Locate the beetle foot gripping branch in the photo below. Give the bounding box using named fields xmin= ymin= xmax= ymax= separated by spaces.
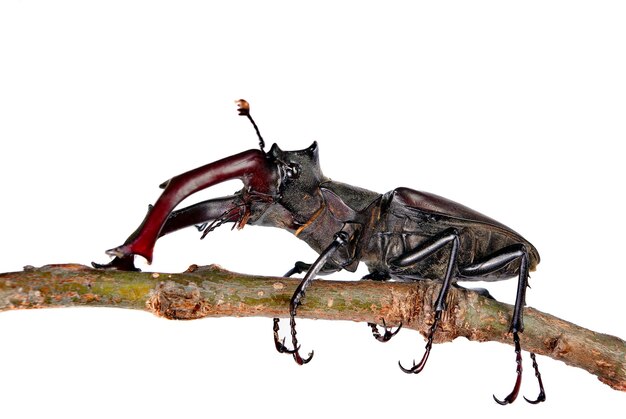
xmin=368 ymin=319 xmax=403 ymax=343
xmin=525 ymin=353 xmax=547 ymax=404
xmin=274 ymin=232 xmax=349 ymax=365
xmin=493 ymin=332 xmax=547 ymax=405
xmin=493 ymin=332 xmax=524 ymax=405
xmin=398 ymin=311 xmax=441 ymax=374
xmin=273 ymin=317 xmax=312 ymax=365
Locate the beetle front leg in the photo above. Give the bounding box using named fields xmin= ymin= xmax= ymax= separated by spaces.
xmin=274 ymin=232 xmax=349 ymax=365
xmin=273 ymin=261 xmax=339 ymax=354
xmin=272 ymin=262 xmax=309 ymax=355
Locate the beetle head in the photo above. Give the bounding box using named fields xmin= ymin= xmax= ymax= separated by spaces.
xmin=266 ymin=141 xmax=325 ymax=220
xmin=236 ymin=100 xmax=325 ymax=224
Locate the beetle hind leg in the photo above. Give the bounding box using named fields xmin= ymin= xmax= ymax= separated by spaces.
xmin=524 ymin=353 xmax=546 ymax=404
xmin=492 ymin=334 xmax=545 ymax=405
xmin=460 ymin=244 xmax=546 ymax=404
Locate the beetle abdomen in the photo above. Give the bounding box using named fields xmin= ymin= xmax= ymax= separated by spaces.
xmin=361 ymin=188 xmax=539 ymax=281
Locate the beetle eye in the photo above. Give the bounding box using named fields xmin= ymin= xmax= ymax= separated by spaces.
xmin=285 ymin=164 xmax=300 ymax=179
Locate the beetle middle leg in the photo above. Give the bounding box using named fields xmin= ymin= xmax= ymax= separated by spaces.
xmin=369 ymin=318 xmax=403 ymax=342
xmin=361 ymin=271 xmax=403 ymax=342
xmin=391 ymin=227 xmax=460 ymax=374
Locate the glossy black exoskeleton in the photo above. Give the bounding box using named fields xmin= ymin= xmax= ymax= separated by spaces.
xmin=95 ymin=100 xmax=545 ymax=404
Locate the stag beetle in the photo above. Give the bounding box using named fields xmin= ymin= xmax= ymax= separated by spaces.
xmin=95 ymin=100 xmax=545 ymax=405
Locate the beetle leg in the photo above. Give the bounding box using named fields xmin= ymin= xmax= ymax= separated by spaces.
xmin=392 ymin=227 xmax=460 ymax=374
xmin=523 ymin=353 xmax=546 ymax=404
xmin=273 ymin=318 xmax=297 ymax=354
xmin=398 ymin=311 xmax=441 ymax=374
xmin=492 ymin=336 xmax=547 ymax=405
xmin=272 ymin=263 xmax=306 ymax=355
xmin=273 ymin=260 xmax=342 ymax=354
xmin=273 ymin=232 xmax=349 ymax=365
xmin=459 ymin=243 xmax=545 ymax=404
xmin=493 ymin=331 xmax=523 ymax=405
xmin=360 ymin=271 xmax=403 ymax=342
xmin=274 ymin=261 xmax=328 ymax=354
xmin=284 ymin=261 xmax=312 ymax=278
xmin=369 ymin=319 xmax=403 ymax=343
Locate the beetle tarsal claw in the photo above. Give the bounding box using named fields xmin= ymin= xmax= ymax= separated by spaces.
xmin=493 ymin=332 xmax=523 ymax=405
xmin=493 ymin=334 xmax=545 ymax=405
xmin=397 ymin=359 xmax=416 ymax=374
xmin=293 ymin=350 xmax=314 ymax=365
xmin=523 ymin=392 xmax=546 ymax=405
xmin=273 ymin=318 xmax=288 ymax=352
xmin=274 ymin=336 xmax=298 ymax=355
xmin=398 ymin=352 xmax=429 ymax=374
xmin=523 ymin=352 xmax=546 ymax=404
xmin=273 ymin=317 xmax=299 ymax=354
xmin=398 ymin=311 xmax=440 ymax=374
xmin=272 ymin=317 xmax=314 ymax=365
xmin=369 ymin=320 xmax=402 ymax=342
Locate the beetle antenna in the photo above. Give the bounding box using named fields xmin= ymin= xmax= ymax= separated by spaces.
xmin=236 ymin=99 xmax=265 ymax=152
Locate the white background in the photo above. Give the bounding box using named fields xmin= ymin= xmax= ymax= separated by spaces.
xmin=1 ymin=1 xmax=625 ymax=417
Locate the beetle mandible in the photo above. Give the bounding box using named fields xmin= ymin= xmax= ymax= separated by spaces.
xmin=95 ymin=100 xmax=545 ymax=405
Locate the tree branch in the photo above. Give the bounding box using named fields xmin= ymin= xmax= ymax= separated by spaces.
xmin=1 ymin=263 xmax=624 ymax=392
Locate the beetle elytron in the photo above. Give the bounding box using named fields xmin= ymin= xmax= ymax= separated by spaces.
xmin=95 ymin=100 xmax=545 ymax=404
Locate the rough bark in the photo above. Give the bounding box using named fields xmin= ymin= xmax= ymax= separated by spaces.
xmin=1 ymin=263 xmax=624 ymax=391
